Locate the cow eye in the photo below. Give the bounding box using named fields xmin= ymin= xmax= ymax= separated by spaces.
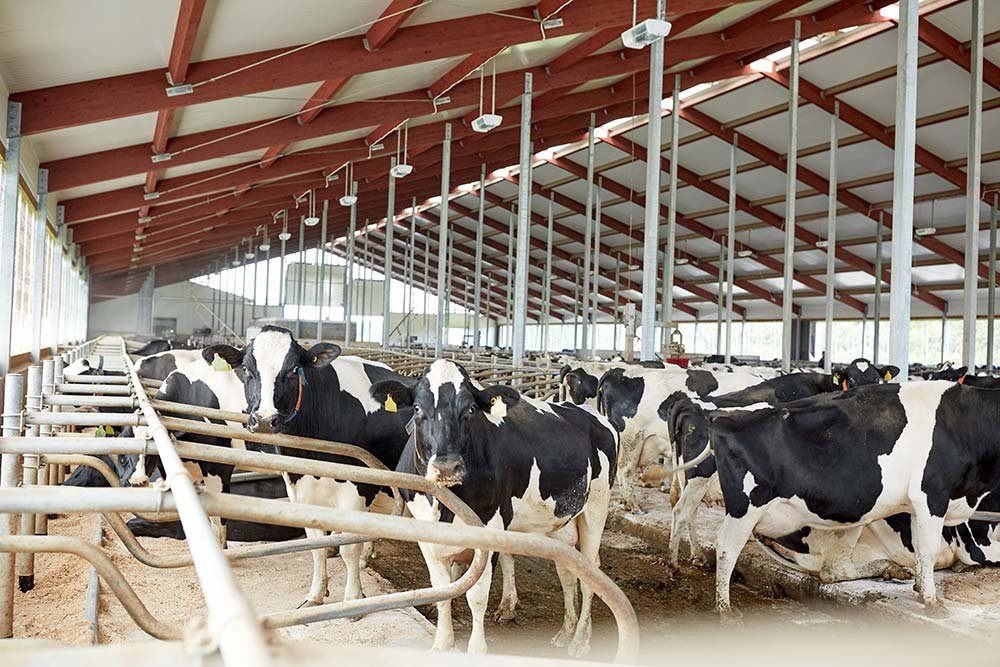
xmin=413 ymin=404 xmax=422 ymax=415
xmin=467 ymin=405 xmax=476 ymax=415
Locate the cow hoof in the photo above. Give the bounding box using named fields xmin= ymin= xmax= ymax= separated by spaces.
xmin=882 ymin=564 xmax=913 ymax=581
xmin=718 ymin=606 xmax=743 ymax=625
xmin=690 ymin=554 xmax=709 ymax=569
xmin=493 ymin=606 xmax=517 ymax=624
xmin=923 ymin=599 xmax=949 ymax=619
xmin=296 ymin=597 xmax=325 ymax=609
xmin=568 ymin=639 xmax=591 ymax=658
xmin=551 ymin=629 xmax=573 ymax=648
xmin=466 ymin=639 xmax=487 ymax=655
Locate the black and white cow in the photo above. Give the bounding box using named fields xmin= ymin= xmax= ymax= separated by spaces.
xmin=708 ymin=380 xmax=1000 ymax=614
xmin=133 ymin=339 xmax=175 ymax=356
xmin=123 ymin=351 xmax=249 ymax=544
xmin=136 ymin=349 xmax=203 ymax=381
xmin=206 ymin=326 xmax=413 ymax=608
xmin=63 ymin=356 xmax=125 ymax=377
xmin=371 ymin=359 xmax=618 ymax=656
xmin=598 ymin=365 xmax=772 ymax=513
xmin=560 ymin=366 xmax=600 ymax=407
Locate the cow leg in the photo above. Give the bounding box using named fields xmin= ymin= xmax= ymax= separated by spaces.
xmin=551 ymin=564 xmax=578 ymax=647
xmin=465 ymin=551 xmax=494 ymax=654
xmin=419 ymin=544 xmax=456 ymax=651
xmin=569 ymin=487 xmax=611 ymax=657
xmin=617 ymin=431 xmax=646 ymax=513
xmin=816 ymin=526 xmax=864 ymax=583
xmin=494 ymin=553 xmax=518 ymax=623
xmin=715 ymin=506 xmax=766 ymax=616
xmin=298 ymin=528 xmax=330 ymax=608
xmin=910 ymin=510 xmax=947 ymax=614
xmin=341 ymin=540 xmax=366 ymax=604
xmin=668 ymin=475 xmax=712 ymax=569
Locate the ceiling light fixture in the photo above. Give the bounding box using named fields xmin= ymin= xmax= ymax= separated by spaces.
xmin=341 ymin=163 xmax=358 ymax=206
xmin=472 ymin=59 xmax=503 ymax=133
xmin=275 ymin=210 xmax=292 ymax=241
xmin=621 ymin=18 xmax=672 ymax=50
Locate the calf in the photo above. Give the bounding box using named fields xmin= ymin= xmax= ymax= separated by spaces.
xmin=662 ymin=360 xmax=900 ymax=568
xmin=598 ymin=365 xmax=769 ymax=512
xmin=371 ymin=359 xmax=617 ymax=656
xmin=709 ymin=381 xmax=1000 ymax=614
xmin=207 ymin=326 xmax=412 ymax=608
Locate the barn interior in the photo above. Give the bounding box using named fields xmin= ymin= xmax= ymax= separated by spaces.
xmin=0 ymin=1 xmax=999 ymax=666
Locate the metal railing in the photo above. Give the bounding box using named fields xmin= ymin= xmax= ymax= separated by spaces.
xmin=0 ymin=335 xmax=638 ymax=664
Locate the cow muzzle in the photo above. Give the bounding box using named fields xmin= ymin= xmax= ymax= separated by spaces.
xmin=425 ymin=460 xmax=466 ymax=487
xmin=247 ymin=412 xmax=284 ymax=434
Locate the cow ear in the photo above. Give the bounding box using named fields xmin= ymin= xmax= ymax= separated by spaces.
xmin=878 ymin=365 xmax=900 ymax=381
xmin=370 ymin=380 xmax=414 ymax=409
xmin=475 ymin=385 xmax=520 ymax=411
xmin=559 ymin=365 xmax=572 ymax=382
xmin=304 ymin=343 xmax=341 ymax=367
xmin=202 ymin=345 xmax=244 ymax=368
xmin=955 ymin=366 xmax=968 ymax=377
xmin=582 ymin=373 xmax=598 ymax=398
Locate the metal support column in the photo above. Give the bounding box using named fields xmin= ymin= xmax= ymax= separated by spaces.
xmin=382 ymin=160 xmax=397 ymax=348
xmin=473 ymin=166 xmax=485 ymax=353
xmin=888 ymin=0 xmax=920 ymax=380
xmin=641 ymin=0 xmax=666 ymax=361
xmin=590 ymin=180 xmax=602 ymax=359
xmin=541 ymin=193 xmax=554 ymax=353
xmin=989 ymin=196 xmax=998 ymax=372
xmin=343 ymin=185 xmax=358 ymax=346
xmin=781 ymin=20 xmax=801 ymax=372
xmin=317 ymin=200 xmax=329 ymax=340
xmin=662 ymin=76 xmax=681 ymax=350
xmin=824 ymin=103 xmax=839 ymax=374
xmin=716 ymin=245 xmax=724 ymax=355
xmin=962 ymin=0 xmax=984 ymax=370
xmin=423 ymin=228 xmax=431 ymax=346
xmin=0 ymin=373 xmax=23 ymax=637
xmin=874 ymin=214 xmax=883 ymax=365
xmin=724 ymin=138 xmax=737 ymax=363
xmin=0 ymin=102 xmax=22 ymax=377
xmin=30 ymin=169 xmax=49 ymax=362
xmin=435 ymin=124 xmax=452 ymax=356
xmin=582 ymin=113 xmax=596 ymax=355
xmin=406 ymin=199 xmax=416 ymax=348
xmin=49 ymin=210 xmax=65 ymax=355
xmin=295 ymin=217 xmax=305 ymax=339
xmin=360 ymin=226 xmax=369 ymax=343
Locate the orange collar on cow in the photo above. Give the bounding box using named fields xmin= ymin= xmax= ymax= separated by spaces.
xmin=287 ymin=366 xmax=308 ymax=422
xmin=842 ymin=380 xmax=849 ymax=391
xmin=958 ymin=375 xmax=966 ymax=385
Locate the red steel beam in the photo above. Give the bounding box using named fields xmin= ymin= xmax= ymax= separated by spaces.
xmin=40 ymin=2 xmax=881 ymax=192
xmin=365 ymin=0 xmax=423 ymax=51
xmin=918 ymin=18 xmax=1000 ymax=91
xmin=428 ymin=50 xmax=501 ymax=99
xmin=679 ymin=105 xmax=948 ymax=312
xmin=167 ymin=0 xmax=207 ymax=84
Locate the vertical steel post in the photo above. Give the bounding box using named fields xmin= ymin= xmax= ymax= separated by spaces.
xmin=279 ymin=214 xmax=287 ymax=308
xmin=344 ymin=186 xmax=358 ymax=346
xmin=435 ymin=124 xmax=452 ymax=356
xmin=614 ymin=260 xmax=621 ymax=351
xmin=30 ymin=169 xmax=49 ymax=362
xmin=383 ymin=160 xmax=397 ymax=348
xmin=406 ymin=199 xmax=416 ymax=348
xmin=573 ymin=261 xmax=581 ymax=351
xmin=0 ymin=103 xmax=22 ymax=376
xmin=313 ymin=238 xmax=322 ymax=337
xmin=251 ymin=248 xmax=259 ymax=323
xmin=889 ymin=0 xmax=919 ymax=381
xmin=824 ymin=103 xmax=839 ymax=374
xmin=662 ymin=76 xmax=681 ymax=350
xmin=989 ymin=196 xmax=998 ymax=372
xmin=0 ymin=373 xmax=24 ymax=637
xmin=17 ymin=365 xmax=42 ymax=592
xmin=542 ymin=193 xmax=554 ymax=353
xmin=37 ymin=359 xmax=53 ymax=537
xmin=725 ymin=137 xmax=737 ymax=363
xmin=962 ymin=0 xmax=984 ymax=369
xmin=296 ymin=217 xmax=305 ymax=338
xmin=49 ymin=211 xmax=65 ymax=355
xmin=781 ymin=20 xmax=801 ymax=372
xmin=512 ymin=72 xmax=533 ymax=366
xmin=590 ymin=180 xmax=602 ymax=359
xmin=317 ymin=200 xmax=329 ymax=340
xmin=641 ymin=3 xmax=665 ymax=361
xmin=716 ymin=244 xmax=724 ymax=355
xmin=582 ymin=113 xmax=596 ymax=355
xmin=874 ymin=213 xmax=883 ymax=365
xmin=423 ymin=227 xmax=431 ymax=346
xmin=473 ymin=167 xmax=486 ymax=353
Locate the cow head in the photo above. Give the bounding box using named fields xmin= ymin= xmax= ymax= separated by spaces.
xmin=560 ymin=366 xmax=599 ymax=405
xmin=832 ymin=358 xmax=900 ymax=390
xmin=204 ymin=326 xmax=340 ymax=434
xmin=371 ymin=359 xmax=519 ymax=486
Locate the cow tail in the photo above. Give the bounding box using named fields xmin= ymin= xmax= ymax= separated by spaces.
xmin=661 ymin=443 xmax=713 ymax=475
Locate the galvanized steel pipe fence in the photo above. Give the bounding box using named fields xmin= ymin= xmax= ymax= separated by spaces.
xmin=0 ymin=336 xmax=636 ymax=664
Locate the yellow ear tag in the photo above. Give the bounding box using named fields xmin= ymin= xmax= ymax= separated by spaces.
xmin=384 ymin=395 xmax=397 ymax=413
xmin=212 ymin=354 xmax=232 ymax=372
xmin=95 ymin=425 xmax=106 ymax=438
xmin=884 ymin=371 xmax=892 ymax=381
xmin=105 ymin=425 xmax=115 ymax=436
